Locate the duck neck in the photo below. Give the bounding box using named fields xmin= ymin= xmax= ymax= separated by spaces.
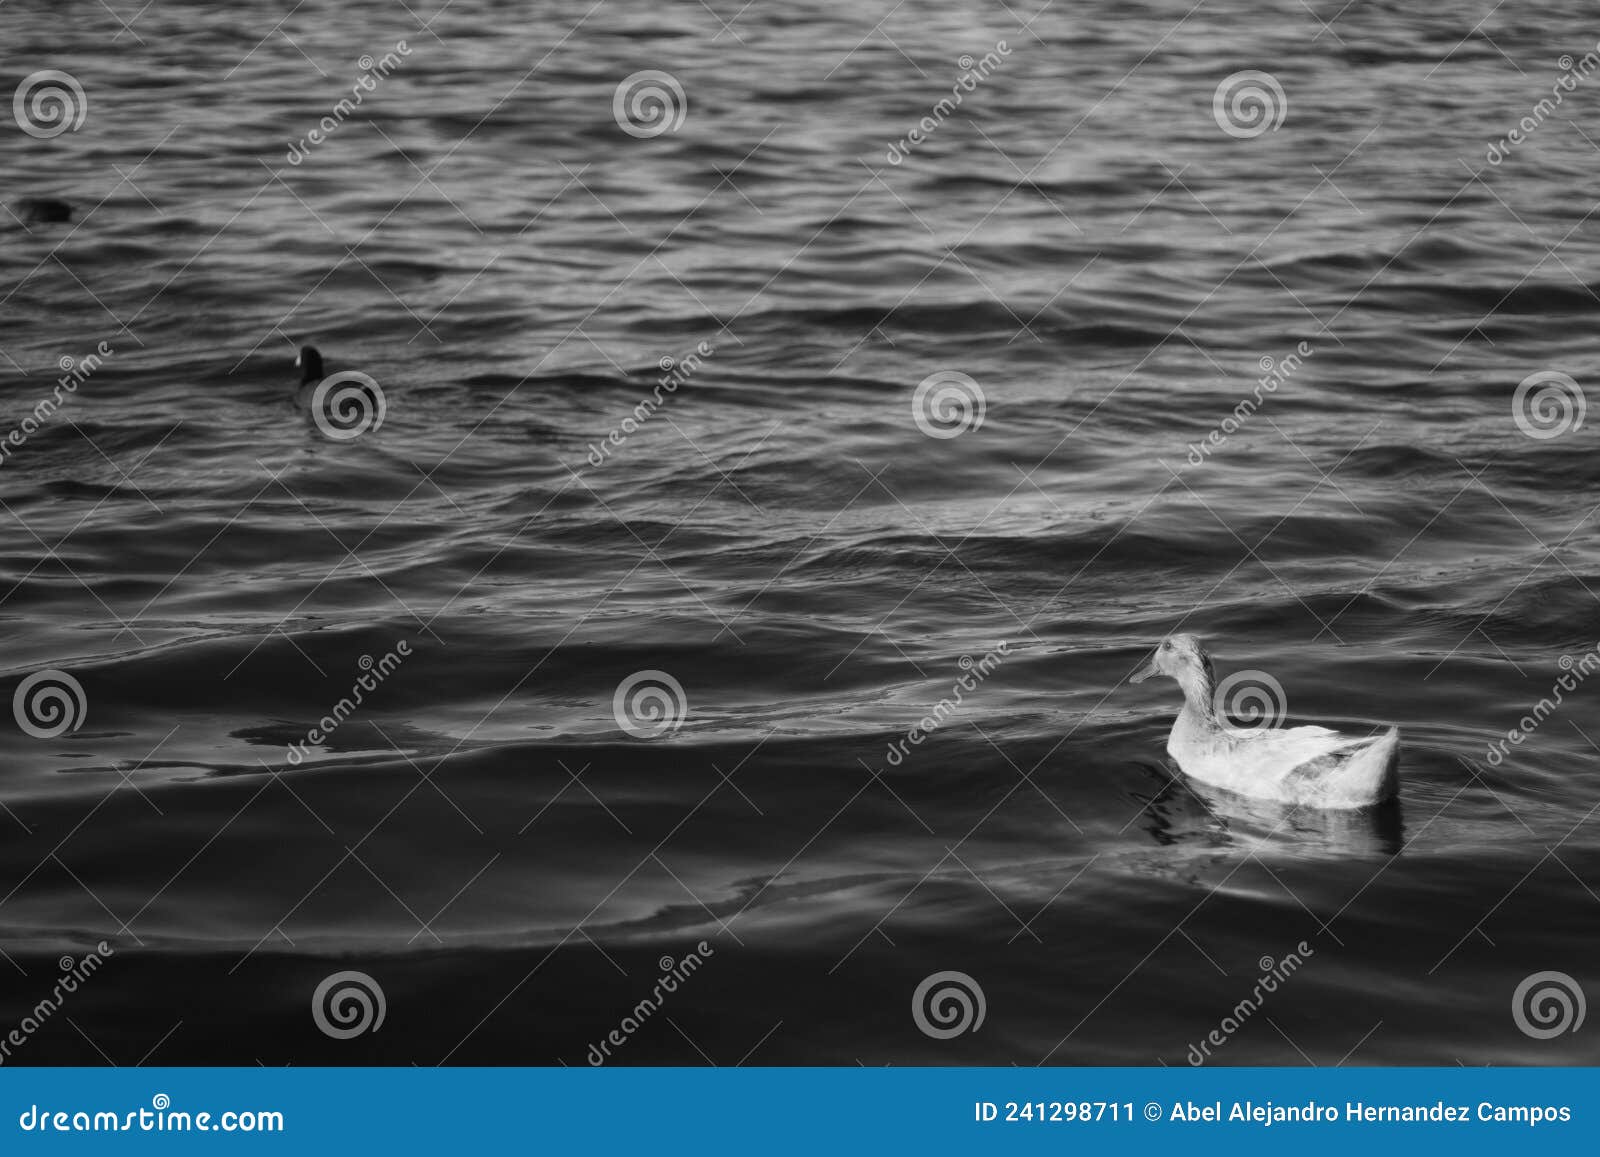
xmin=1174 ymin=664 xmax=1219 ymax=729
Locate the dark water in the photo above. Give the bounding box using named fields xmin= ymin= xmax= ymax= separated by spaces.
xmin=1 ymin=0 xmax=1597 ymax=1066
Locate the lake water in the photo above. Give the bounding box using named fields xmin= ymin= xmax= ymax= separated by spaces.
xmin=0 ymin=0 xmax=1596 ymax=1065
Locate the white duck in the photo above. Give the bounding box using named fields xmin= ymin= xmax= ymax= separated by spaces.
xmin=1130 ymin=634 xmax=1399 ymax=809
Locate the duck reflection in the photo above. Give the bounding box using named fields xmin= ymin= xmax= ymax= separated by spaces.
xmin=1133 ymin=759 xmax=1405 ymax=857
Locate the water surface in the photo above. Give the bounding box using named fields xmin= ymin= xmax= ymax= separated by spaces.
xmin=1 ymin=0 xmax=1597 ymax=1065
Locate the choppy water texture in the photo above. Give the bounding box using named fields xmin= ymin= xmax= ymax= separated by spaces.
xmin=1 ymin=0 xmax=1598 ymax=1065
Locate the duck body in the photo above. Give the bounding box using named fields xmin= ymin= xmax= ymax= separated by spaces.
xmin=1133 ymin=634 xmax=1400 ymax=810
xmin=1166 ymin=701 xmax=1399 ymax=808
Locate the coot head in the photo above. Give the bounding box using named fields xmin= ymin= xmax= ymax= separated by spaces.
xmin=18 ymin=197 xmax=72 ymax=225
xmin=295 ymin=345 xmax=324 ymax=386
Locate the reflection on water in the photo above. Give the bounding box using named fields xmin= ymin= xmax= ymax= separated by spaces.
xmin=1135 ymin=762 xmax=1407 ymax=858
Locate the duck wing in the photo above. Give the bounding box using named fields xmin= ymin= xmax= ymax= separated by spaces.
xmin=1284 ymin=727 xmax=1400 ymax=805
xmin=1226 ymin=722 xmax=1344 ymax=779
xmin=1229 ymin=723 xmax=1387 ymax=780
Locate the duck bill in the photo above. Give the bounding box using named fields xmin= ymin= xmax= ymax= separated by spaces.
xmin=1129 ymin=654 xmax=1160 ymax=684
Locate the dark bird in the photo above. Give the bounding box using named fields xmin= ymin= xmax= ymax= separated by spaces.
xmin=295 ymin=345 xmax=324 ymax=387
xmin=17 ymin=197 xmax=72 ymax=225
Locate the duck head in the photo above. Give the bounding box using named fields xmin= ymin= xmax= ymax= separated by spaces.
xmin=1130 ymin=634 xmax=1216 ymax=708
xmin=296 ymin=345 xmax=324 ymax=386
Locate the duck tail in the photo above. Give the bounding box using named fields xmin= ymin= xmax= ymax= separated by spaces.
xmin=1373 ymin=726 xmax=1401 ymax=801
